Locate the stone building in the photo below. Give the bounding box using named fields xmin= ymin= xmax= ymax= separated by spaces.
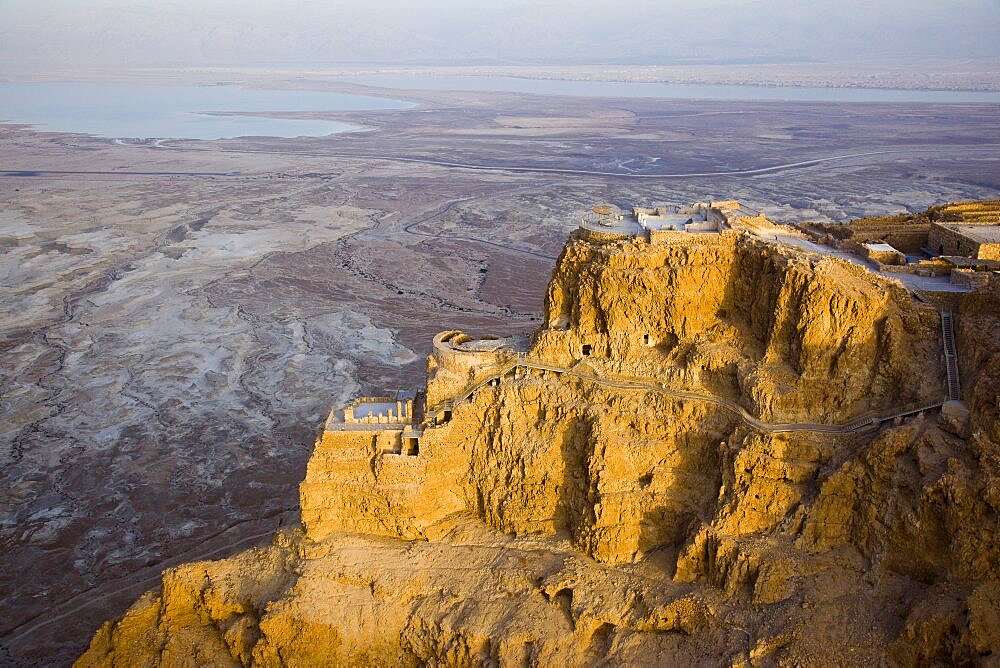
xmin=633 ymin=204 xmax=722 ymax=233
xmin=863 ymin=242 xmax=906 ymax=266
xmin=577 ymin=200 xmax=767 ymax=242
xmin=322 ymin=389 xmax=423 ymax=457
xmin=928 ymin=222 xmax=1000 ymax=260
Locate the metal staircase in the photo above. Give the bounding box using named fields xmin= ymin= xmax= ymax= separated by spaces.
xmin=940 ymin=311 xmax=961 ymax=401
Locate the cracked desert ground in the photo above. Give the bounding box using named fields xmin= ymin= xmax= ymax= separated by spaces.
xmin=2 ymin=80 xmax=1000 ymax=663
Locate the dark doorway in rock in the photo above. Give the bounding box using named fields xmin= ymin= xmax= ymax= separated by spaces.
xmin=582 ymin=344 xmax=592 ymax=356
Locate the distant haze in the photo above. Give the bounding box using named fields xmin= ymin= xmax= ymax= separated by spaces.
xmin=2 ymin=0 xmax=999 ymax=69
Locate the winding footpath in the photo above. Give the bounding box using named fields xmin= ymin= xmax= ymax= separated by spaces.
xmin=429 ymin=353 xmax=943 ymax=435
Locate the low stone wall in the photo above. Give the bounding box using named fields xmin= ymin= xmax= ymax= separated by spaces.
xmin=867 ymin=248 xmax=906 ymax=266
xmin=874 ymin=260 xmax=951 ymax=276
xmin=951 ymin=269 xmax=993 ymax=290
xmin=577 ymin=226 xmax=638 ymax=242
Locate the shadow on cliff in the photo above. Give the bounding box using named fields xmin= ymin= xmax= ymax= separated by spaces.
xmin=715 ymin=239 xmax=945 ymax=422
xmin=718 ymin=239 xmax=783 ymax=365
xmin=634 ymin=419 xmax=725 ymax=576
xmin=556 ymin=414 xmax=596 ymax=544
xmin=556 ymin=395 xmax=725 ymax=572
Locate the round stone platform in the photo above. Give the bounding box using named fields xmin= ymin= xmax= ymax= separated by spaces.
xmin=578 ymin=216 xmax=642 ymax=240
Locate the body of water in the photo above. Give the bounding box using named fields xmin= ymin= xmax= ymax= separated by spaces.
xmin=342 ymin=73 xmax=1000 ymax=104
xmin=0 ymin=82 xmax=414 ymax=140
xmin=4 ymin=77 xmax=996 ymax=142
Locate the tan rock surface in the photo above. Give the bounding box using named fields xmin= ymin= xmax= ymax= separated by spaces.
xmin=80 ymin=229 xmax=1000 ymax=666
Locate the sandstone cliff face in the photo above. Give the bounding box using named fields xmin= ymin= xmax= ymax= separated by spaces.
xmin=80 ymin=233 xmax=999 ymax=666
xmin=299 ymin=378 xmax=736 ymax=565
xmin=537 ymin=232 xmax=943 ymax=423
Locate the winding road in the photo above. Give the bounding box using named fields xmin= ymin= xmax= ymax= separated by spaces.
xmin=400 ymin=190 xmax=560 ymax=262
xmin=9 ymin=144 xmax=1000 ymax=182
xmin=140 ymin=143 xmax=1000 ymax=180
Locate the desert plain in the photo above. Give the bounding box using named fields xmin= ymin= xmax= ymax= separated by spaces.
xmin=2 ymin=73 xmax=1000 ymax=663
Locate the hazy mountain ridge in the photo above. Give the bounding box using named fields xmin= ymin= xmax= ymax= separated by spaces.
xmin=2 ymin=0 xmax=999 ymax=69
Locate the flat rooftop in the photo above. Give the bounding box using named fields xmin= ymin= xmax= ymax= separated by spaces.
xmin=941 ymin=255 xmax=1000 ymax=270
xmin=939 ymin=223 xmax=1000 ymax=244
xmin=579 ymin=216 xmax=642 ymax=237
xmin=864 ymin=242 xmax=900 ymax=252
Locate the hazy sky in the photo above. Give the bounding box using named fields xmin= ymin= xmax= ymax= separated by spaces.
xmin=2 ymin=0 xmax=999 ymax=69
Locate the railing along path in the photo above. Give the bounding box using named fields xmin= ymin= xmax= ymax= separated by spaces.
xmin=940 ymin=311 xmax=961 ymax=401
xmin=425 ymin=352 xmax=944 ymax=435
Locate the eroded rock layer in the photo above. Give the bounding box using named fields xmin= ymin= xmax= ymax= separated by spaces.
xmin=79 ymin=230 xmax=1000 ymax=666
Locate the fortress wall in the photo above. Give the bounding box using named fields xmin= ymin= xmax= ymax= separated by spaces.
xmin=649 ymin=229 xmax=696 ymax=244
xmin=730 ymin=214 xmax=786 ymax=236
xmin=706 ymin=208 xmax=727 ymax=224
xmin=426 ymin=330 xmax=512 ymax=408
xmin=431 ymin=331 xmax=488 ymax=374
xmin=301 ymin=430 xmax=380 ymax=541
xmin=315 ymin=428 xmax=404 ymax=459
xmin=301 ymin=416 xmax=471 ymax=544
xmin=850 ymin=225 xmax=930 ymax=254
xmin=950 ymin=269 xmax=993 ymax=290
xmin=576 ymin=226 xmax=640 ymax=243
xmin=301 ymin=427 xmax=426 ymax=542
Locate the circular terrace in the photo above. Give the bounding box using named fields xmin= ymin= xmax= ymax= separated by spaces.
xmin=578 ymin=203 xmax=642 ymax=240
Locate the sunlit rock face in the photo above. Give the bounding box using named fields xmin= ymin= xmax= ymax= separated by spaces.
xmin=79 ymin=228 xmax=1000 ymax=666
xmin=536 ymin=231 xmax=944 ymax=423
